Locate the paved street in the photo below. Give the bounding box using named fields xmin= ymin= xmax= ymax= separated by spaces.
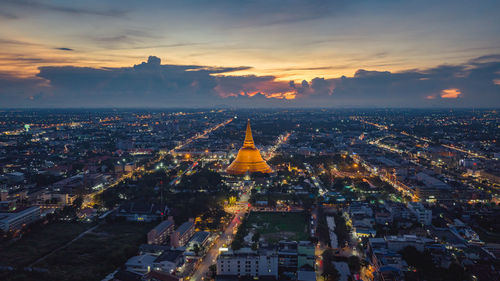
xmin=190 ymin=207 xmax=247 ymax=281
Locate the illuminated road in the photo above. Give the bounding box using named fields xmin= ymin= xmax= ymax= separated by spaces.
xmin=358 ymin=118 xmax=489 ymax=160
xmin=441 ymin=144 xmax=488 ymax=160
xmin=189 ymin=206 xmax=247 ymax=281
xmin=170 ymin=161 xmax=198 ymax=186
xmin=85 ymin=118 xmax=233 ymax=207
xmin=264 ymin=131 xmax=291 ymax=161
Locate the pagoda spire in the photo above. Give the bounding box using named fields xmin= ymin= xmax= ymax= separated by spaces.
xmin=226 ymin=118 xmax=272 ymax=175
xmin=243 ymin=119 xmax=255 ymax=148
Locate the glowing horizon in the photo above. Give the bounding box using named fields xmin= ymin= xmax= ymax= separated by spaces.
xmin=0 ymin=0 xmax=499 ymax=107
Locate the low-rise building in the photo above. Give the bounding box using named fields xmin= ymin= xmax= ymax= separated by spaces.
xmin=217 ymin=248 xmax=278 ymax=279
xmin=148 ymin=219 xmax=175 ymax=245
xmin=367 ymin=238 xmax=407 ymax=281
xmin=117 ymin=201 xmax=168 ymax=222
xmin=407 ymin=202 xmax=432 ymax=225
xmin=187 ymin=231 xmax=210 ymax=249
xmin=385 ymin=235 xmax=429 ymax=252
xmin=125 ymin=254 xmax=158 ymax=275
xmin=125 ymin=250 xmax=184 ymax=275
xmin=297 ymin=241 xmax=315 ymax=271
xmin=297 ymin=269 xmax=316 ymax=281
xmin=0 ymin=206 xmax=41 ymax=232
xmin=170 ymin=219 xmax=195 ymax=248
xmin=278 ymin=241 xmax=298 ymax=272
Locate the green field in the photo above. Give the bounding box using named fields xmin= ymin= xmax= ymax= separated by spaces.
xmin=0 ymin=222 xmax=93 ymax=267
xmin=246 ymin=211 xmax=309 ymax=243
xmin=1 ymin=222 xmax=155 ymax=281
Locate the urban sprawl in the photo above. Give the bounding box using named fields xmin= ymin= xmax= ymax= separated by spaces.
xmin=0 ymin=108 xmax=499 ymax=281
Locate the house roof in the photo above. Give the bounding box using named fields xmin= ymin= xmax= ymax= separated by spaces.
xmin=155 ymin=250 xmax=184 ymax=263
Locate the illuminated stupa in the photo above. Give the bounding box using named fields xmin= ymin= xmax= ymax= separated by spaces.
xmin=226 ymin=120 xmax=273 ymax=175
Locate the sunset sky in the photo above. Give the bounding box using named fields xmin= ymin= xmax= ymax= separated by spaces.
xmin=1 ymin=0 xmax=499 ymax=107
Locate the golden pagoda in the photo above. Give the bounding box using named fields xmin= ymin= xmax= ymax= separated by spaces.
xmin=226 ymin=120 xmax=273 ymax=175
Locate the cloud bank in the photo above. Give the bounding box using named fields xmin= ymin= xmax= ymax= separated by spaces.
xmin=0 ymin=55 xmax=499 ymax=108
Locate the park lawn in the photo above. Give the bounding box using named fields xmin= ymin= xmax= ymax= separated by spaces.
xmin=246 ymin=211 xmax=309 ymax=243
xmin=34 ymin=221 xmax=155 ymax=281
xmin=0 ymin=222 xmax=93 ymax=267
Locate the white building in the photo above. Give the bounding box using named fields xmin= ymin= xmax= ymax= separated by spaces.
xmin=385 ymin=235 xmax=429 ymax=252
xmin=407 ymin=202 xmax=432 ymax=225
xmin=217 ymin=248 xmax=278 ymax=279
xmin=0 ymin=206 xmax=41 ymax=232
xmin=125 ymin=254 xmax=157 ymax=274
xmin=125 ymin=250 xmax=184 ymax=275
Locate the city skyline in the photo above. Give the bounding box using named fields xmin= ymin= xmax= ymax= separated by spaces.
xmin=1 ymin=0 xmax=499 ymax=107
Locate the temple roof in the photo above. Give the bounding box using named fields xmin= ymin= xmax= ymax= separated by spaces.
xmin=243 ymin=120 xmax=255 ymax=148
xmin=226 ymin=119 xmax=272 ymax=175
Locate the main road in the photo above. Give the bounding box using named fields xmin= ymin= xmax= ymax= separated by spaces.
xmin=189 ymin=205 xmax=247 ymax=281
xmin=85 ymin=118 xmax=233 ymax=207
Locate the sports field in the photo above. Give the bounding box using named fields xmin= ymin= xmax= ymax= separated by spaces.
xmin=246 ymin=211 xmax=309 ymax=243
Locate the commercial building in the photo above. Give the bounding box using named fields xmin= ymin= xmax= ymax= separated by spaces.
xmin=367 ymin=235 xmax=432 ymax=281
xmin=407 ymin=202 xmax=432 ymax=225
xmin=385 ymin=235 xmax=429 ymax=252
xmin=297 ymin=241 xmax=315 ymax=270
xmin=125 ymin=250 xmax=184 ymax=275
xmin=0 ymin=206 xmax=41 ymax=232
xmin=116 ymin=201 xmax=168 ymax=222
xmin=278 ymin=241 xmax=298 ymax=272
xmin=367 ymin=238 xmax=407 ymax=281
xmin=415 ymin=172 xmax=452 ymax=202
xmin=216 ymin=248 xmax=278 ymax=279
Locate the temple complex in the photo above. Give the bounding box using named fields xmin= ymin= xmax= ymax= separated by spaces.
xmin=226 ymin=120 xmax=272 ymax=175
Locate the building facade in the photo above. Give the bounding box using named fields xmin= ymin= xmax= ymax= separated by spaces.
xmin=0 ymin=206 xmax=41 ymax=232
xmin=148 ymin=219 xmax=175 ymax=245
xmin=217 ymin=248 xmax=278 ymax=279
xmin=170 ymin=220 xmax=195 ymax=248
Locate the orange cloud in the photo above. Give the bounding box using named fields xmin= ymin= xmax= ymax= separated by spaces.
xmin=494 ymin=79 xmax=500 ymax=85
xmin=215 ymin=75 xmax=297 ymax=100
xmin=440 ymin=88 xmax=461 ymax=99
xmin=266 ymin=91 xmax=296 ymax=100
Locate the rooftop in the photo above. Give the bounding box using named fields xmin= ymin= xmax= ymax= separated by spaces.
xmin=176 ymin=221 xmax=194 ymax=236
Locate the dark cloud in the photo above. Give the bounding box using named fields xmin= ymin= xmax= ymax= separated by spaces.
xmin=3 ymin=0 xmax=125 ymax=17
xmin=0 ymin=10 xmax=18 ymax=20
xmin=469 ymin=54 xmax=500 ymax=64
xmin=117 ymin=42 xmax=204 ymax=50
xmin=54 ymin=47 xmax=74 ymax=51
xmin=0 ymin=39 xmax=41 ymax=47
xmin=0 ymin=74 xmax=48 ymax=106
xmin=0 ymin=55 xmax=499 ymax=108
xmin=321 ymin=59 xmax=500 ymax=107
xmin=161 ymin=0 xmax=351 ymax=27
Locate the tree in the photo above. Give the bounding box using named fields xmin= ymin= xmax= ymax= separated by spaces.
xmin=252 ymin=231 xmax=261 ymax=243
xmin=333 ymin=179 xmax=344 ymax=191
xmin=232 ymin=239 xmax=243 ymax=250
xmin=447 ymin=262 xmax=466 ymax=280
xmin=72 ymin=196 xmax=84 ymax=210
xmin=193 ymin=243 xmax=201 ymax=256
xmin=347 ymin=255 xmax=361 ymax=273
xmin=322 ymin=249 xmax=341 ymax=281
xmin=209 ymin=264 xmax=217 ymax=278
